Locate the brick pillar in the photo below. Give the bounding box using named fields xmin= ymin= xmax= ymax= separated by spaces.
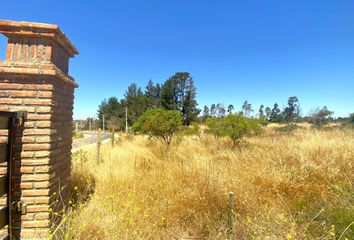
xmin=0 ymin=20 xmax=78 ymax=239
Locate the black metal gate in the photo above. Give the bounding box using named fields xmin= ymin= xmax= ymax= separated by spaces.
xmin=0 ymin=111 xmax=23 ymax=239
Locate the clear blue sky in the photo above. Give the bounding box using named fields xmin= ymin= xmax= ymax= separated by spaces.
xmin=1 ymin=0 xmax=353 ymax=119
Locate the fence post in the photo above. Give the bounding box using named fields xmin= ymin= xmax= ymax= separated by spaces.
xmin=111 ymin=125 xmax=115 ymax=147
xmin=228 ymin=191 xmax=235 ymax=238
xmin=97 ymin=128 xmax=101 ymax=164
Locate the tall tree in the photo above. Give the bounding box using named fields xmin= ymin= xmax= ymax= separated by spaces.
xmin=283 ymin=96 xmax=299 ymax=122
xmin=145 ymin=79 xmax=161 ymax=108
xmin=265 ymin=106 xmax=272 ymax=120
xmin=97 ymin=97 xmax=125 ymax=129
xmin=160 ymin=72 xmax=200 ymax=125
xmin=242 ymin=100 xmax=253 ymax=118
xmin=160 ymin=77 xmax=179 ymax=111
xmin=216 ymin=103 xmax=226 ymax=117
xmin=308 ymin=106 xmax=333 ymax=126
xmin=203 ymin=105 xmax=210 ymax=120
xmin=124 ymin=83 xmax=148 ymax=124
xmin=270 ymin=103 xmax=281 ymax=122
xmin=210 ymin=104 xmax=216 ymax=117
xmin=259 ymin=105 xmax=265 ymax=117
xmin=227 ymin=104 xmax=235 ymax=114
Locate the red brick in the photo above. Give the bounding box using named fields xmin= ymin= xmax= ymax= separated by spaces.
xmin=22 ymin=220 xmax=49 ymax=228
xmin=10 ymin=91 xmax=37 ymax=98
xmin=0 ymin=98 xmax=22 ymax=104
xmin=34 ymin=212 xmax=50 ymax=220
xmin=34 ymin=181 xmax=50 ymax=188
xmin=23 ymin=144 xmax=51 ymax=151
xmin=22 ymin=189 xmax=50 ymax=197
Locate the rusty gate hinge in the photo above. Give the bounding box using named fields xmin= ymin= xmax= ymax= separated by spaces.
xmin=12 ymin=201 xmax=27 ymax=215
xmin=15 ymin=111 xmax=27 ymax=127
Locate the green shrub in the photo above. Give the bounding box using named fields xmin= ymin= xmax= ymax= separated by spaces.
xmin=179 ymin=122 xmax=200 ymax=135
xmin=341 ymin=112 xmax=354 ymax=129
xmin=132 ymin=108 xmax=183 ymax=145
xmin=205 ymin=117 xmax=223 ymax=139
xmin=221 ymin=114 xmax=262 ymax=146
xmin=206 ymin=114 xmax=262 ymax=146
xmin=72 ymin=131 xmax=84 ymax=139
xmin=275 ymin=123 xmax=300 ymax=134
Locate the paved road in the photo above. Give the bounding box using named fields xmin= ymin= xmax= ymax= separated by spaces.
xmin=72 ymin=132 xmax=111 ymax=149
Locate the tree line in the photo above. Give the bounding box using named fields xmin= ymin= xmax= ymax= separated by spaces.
xmin=202 ymin=96 xmax=337 ymax=126
xmin=90 ymin=72 xmax=351 ymax=132
xmin=96 ymin=72 xmax=200 ymax=131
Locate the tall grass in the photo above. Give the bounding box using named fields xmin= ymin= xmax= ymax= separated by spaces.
xmin=55 ymin=126 xmax=353 ymax=239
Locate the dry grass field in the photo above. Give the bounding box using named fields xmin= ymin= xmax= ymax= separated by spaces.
xmin=55 ymin=125 xmax=353 ymax=239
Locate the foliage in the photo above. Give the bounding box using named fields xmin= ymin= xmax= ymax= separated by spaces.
xmin=270 ymin=103 xmax=282 ymax=122
xmin=216 ymin=103 xmax=226 ymax=117
xmin=265 ymin=106 xmax=272 ymax=119
xmin=145 ymin=79 xmax=161 ymax=109
xmin=258 ymin=104 xmax=265 ymax=117
xmin=72 ymin=131 xmax=84 ymax=139
xmin=97 ymin=97 xmax=126 ymax=130
xmin=242 ymin=100 xmax=252 ymax=117
xmin=210 ymin=103 xmax=216 ymax=117
xmin=202 ymin=105 xmax=210 ymax=120
xmin=124 ymin=83 xmax=149 ymax=125
xmin=258 ymin=115 xmax=269 ymax=126
xmin=206 ymin=114 xmax=262 ymax=146
xmin=275 ymin=123 xmax=301 ymax=134
xmin=161 ymin=72 xmax=200 ymax=125
xmin=205 ymin=117 xmax=224 ymax=139
xmin=341 ymin=112 xmax=354 ymax=129
xmin=227 ymin=104 xmax=235 ymax=114
xmin=82 ymin=117 xmax=99 ymax=131
xmin=220 ymin=114 xmax=262 ymax=146
xmin=283 ymin=96 xmax=299 ymax=122
xmin=308 ymin=106 xmax=334 ymax=127
xmin=132 ymin=108 xmax=183 ymax=145
xmin=350 ymin=112 xmax=354 ymax=123
xmin=179 ymin=122 xmax=201 ymax=137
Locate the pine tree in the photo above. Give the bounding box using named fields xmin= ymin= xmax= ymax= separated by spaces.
xmin=145 ymin=79 xmax=161 ymax=108
xmin=161 ymin=72 xmax=200 ymax=125
xmin=124 ymin=83 xmax=148 ymax=124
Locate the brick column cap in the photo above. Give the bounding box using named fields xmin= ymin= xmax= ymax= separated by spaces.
xmin=0 ymin=62 xmax=78 ymax=87
xmin=0 ymin=20 xmax=79 ymax=58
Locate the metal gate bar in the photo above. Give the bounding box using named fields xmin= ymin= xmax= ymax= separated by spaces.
xmin=0 ymin=111 xmax=24 ymax=239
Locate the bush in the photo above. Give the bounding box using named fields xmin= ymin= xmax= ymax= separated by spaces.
xmin=206 ymin=114 xmax=262 ymax=146
xmin=342 ymin=112 xmax=354 ymax=129
xmin=221 ymin=114 xmax=262 ymax=146
xmin=205 ymin=117 xmax=223 ymax=139
xmin=179 ymin=122 xmax=200 ymax=136
xmin=275 ymin=123 xmax=300 ymax=134
xmin=132 ymin=108 xmax=183 ymax=145
xmin=308 ymin=106 xmax=333 ymax=127
xmin=72 ymin=131 xmax=84 ymax=139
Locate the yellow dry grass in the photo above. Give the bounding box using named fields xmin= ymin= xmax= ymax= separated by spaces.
xmin=56 ymin=127 xmax=354 ymax=240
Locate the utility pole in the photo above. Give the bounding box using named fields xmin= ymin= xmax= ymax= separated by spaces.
xmin=89 ymin=118 xmax=92 ymax=132
xmin=125 ymin=107 xmax=128 ymax=134
xmin=75 ymin=122 xmax=78 ymax=132
xmin=103 ymin=114 xmax=105 ymax=133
